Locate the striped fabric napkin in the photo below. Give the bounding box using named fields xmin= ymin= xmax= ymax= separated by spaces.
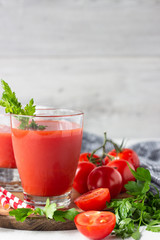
xmin=82 ymin=132 xmax=160 ymax=193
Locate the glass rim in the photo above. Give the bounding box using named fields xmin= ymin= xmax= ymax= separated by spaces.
xmin=10 ymin=108 xmax=84 ymax=118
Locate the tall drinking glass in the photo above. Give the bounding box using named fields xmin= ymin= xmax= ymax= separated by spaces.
xmin=0 ymin=113 xmax=21 ymax=191
xmin=11 ymin=109 xmax=83 ymax=207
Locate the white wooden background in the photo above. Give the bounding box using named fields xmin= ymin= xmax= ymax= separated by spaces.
xmin=0 ymin=0 xmax=160 ymax=139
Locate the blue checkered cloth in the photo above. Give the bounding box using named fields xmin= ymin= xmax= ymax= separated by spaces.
xmin=82 ymin=132 xmax=160 ymax=193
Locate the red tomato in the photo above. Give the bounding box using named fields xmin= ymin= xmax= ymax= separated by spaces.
xmin=79 ymin=152 xmax=100 ymax=165
xmin=73 ymin=162 xmax=96 ymax=194
xmin=87 ymin=166 xmax=122 ymax=198
xmin=74 ymin=188 xmax=111 ymax=211
xmin=107 ymin=148 xmax=140 ymax=170
xmin=107 ymin=159 xmax=136 ymax=192
xmin=74 ymin=211 xmax=116 ymax=240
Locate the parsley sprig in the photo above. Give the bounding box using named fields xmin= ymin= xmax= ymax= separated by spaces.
xmin=107 ymin=167 xmax=160 ymax=240
xmin=0 ymin=80 xmax=46 ymax=130
xmin=9 ymin=199 xmax=79 ymax=223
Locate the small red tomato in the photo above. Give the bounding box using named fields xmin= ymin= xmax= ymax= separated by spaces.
xmin=87 ymin=166 xmax=122 ymax=198
xmin=74 ymin=188 xmax=111 ymax=211
xmin=107 ymin=159 xmax=135 ymax=192
xmin=79 ymin=152 xmax=100 ymax=165
xmin=74 ymin=211 xmax=116 ymax=240
xmin=73 ymin=162 xmax=96 ymax=194
xmin=107 ymin=148 xmax=140 ymax=170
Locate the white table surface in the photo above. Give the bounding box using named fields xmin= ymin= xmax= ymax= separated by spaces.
xmin=0 ymin=226 xmax=160 ymax=240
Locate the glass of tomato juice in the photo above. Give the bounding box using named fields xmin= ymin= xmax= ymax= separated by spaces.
xmin=0 ymin=112 xmax=21 ymax=191
xmin=10 ymin=109 xmax=83 ymax=207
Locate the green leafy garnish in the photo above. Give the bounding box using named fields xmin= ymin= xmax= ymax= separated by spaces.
xmin=107 ymin=167 xmax=160 ymax=240
xmin=9 ymin=208 xmax=34 ymax=222
xmin=9 ymin=199 xmax=79 ymax=223
xmin=0 ymin=80 xmax=35 ymax=115
xmin=0 ymin=80 xmax=46 ymax=130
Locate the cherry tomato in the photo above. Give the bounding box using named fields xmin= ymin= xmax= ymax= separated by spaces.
xmin=73 ymin=162 xmax=96 ymax=194
xmin=107 ymin=148 xmax=140 ymax=170
xmin=87 ymin=166 xmax=122 ymax=198
xmin=74 ymin=188 xmax=110 ymax=211
xmin=74 ymin=211 xmax=116 ymax=240
xmin=107 ymin=159 xmax=136 ymax=192
xmin=79 ymin=152 xmax=100 ymax=165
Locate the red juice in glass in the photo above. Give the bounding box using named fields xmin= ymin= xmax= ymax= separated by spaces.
xmin=0 ymin=125 xmax=16 ymax=168
xmin=11 ymin=109 xmax=83 ymax=207
xmin=0 ymin=114 xmax=21 ymax=191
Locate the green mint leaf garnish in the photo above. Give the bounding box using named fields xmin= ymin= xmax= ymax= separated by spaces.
xmin=0 ymin=80 xmax=46 ymax=130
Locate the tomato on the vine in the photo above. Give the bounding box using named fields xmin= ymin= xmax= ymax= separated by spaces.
xmin=74 ymin=188 xmax=110 ymax=211
xmin=107 ymin=159 xmax=135 ymax=192
xmin=74 ymin=211 xmax=116 ymax=240
xmin=107 ymin=148 xmax=140 ymax=170
xmin=73 ymin=162 xmax=96 ymax=194
xmin=79 ymin=153 xmax=99 ymax=162
xmin=79 ymin=152 xmax=101 ymax=166
xmin=87 ymin=166 xmax=122 ymax=198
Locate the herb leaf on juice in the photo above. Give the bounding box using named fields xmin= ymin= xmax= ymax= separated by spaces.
xmin=0 ymin=80 xmax=46 ymax=130
xmin=9 ymin=199 xmax=79 ymax=223
xmin=107 ymin=167 xmax=160 ymax=240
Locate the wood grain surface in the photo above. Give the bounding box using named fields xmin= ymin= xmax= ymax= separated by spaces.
xmin=0 ymin=190 xmax=80 ymax=231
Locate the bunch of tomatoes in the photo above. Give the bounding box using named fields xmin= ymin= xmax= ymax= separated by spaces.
xmin=73 ymin=134 xmax=140 ymax=240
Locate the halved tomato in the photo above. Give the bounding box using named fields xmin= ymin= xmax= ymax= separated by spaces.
xmin=74 ymin=211 xmax=116 ymax=240
xmin=74 ymin=188 xmax=110 ymax=211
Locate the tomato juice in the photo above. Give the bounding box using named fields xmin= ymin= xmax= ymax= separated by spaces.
xmin=0 ymin=125 xmax=16 ymax=168
xmin=11 ymin=120 xmax=83 ymax=197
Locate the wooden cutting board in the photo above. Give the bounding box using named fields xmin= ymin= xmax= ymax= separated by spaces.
xmin=0 ymin=189 xmax=81 ymax=231
xmin=0 ymin=190 xmax=128 ymax=231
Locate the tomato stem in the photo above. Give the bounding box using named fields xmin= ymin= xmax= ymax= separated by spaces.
xmin=106 ymin=139 xmax=123 ymax=154
xmin=88 ymin=133 xmax=126 ymax=165
xmin=104 ymin=153 xmax=115 ymax=161
xmin=89 ymin=132 xmax=108 ymax=166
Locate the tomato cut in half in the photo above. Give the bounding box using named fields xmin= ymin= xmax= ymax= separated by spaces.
xmin=74 ymin=211 xmax=116 ymax=240
xmin=74 ymin=188 xmax=110 ymax=211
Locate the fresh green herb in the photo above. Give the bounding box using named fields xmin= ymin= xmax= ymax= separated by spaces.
xmin=0 ymin=80 xmax=35 ymax=115
xmin=107 ymin=167 xmax=160 ymax=240
xmin=0 ymin=80 xmax=46 ymax=130
xmin=9 ymin=199 xmax=79 ymax=223
xmin=9 ymin=208 xmax=34 ymax=222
